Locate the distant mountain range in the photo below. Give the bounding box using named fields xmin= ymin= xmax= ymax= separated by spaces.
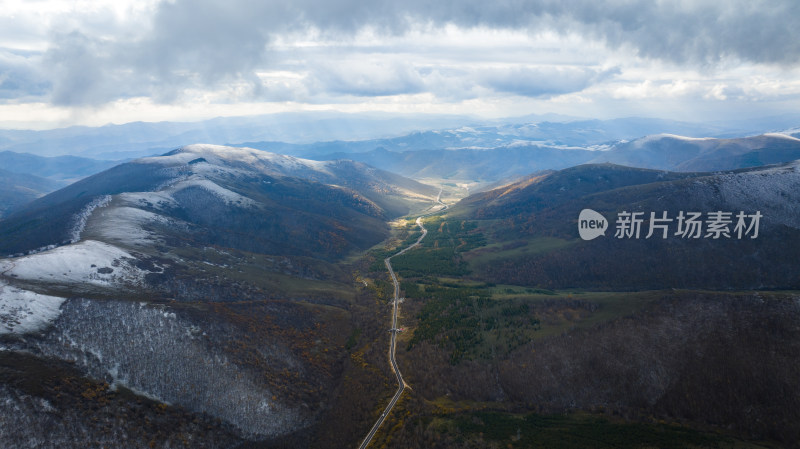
xmin=308 ymin=145 xmax=594 ymax=181
xmin=0 ymin=152 xmax=120 ymax=217
xmin=2 ymin=115 xmax=800 ymax=222
xmin=0 ymin=151 xmax=118 ymax=183
xmin=292 ymin=132 xmax=800 ymax=183
xmin=4 ymin=112 xmax=794 ymax=160
xmin=0 ymin=112 xmax=475 ymax=160
xmin=3 ymin=126 xmax=800 ymax=222
xmin=0 ymin=168 xmax=63 ymax=218
xmin=239 ymin=116 xmax=766 ymax=159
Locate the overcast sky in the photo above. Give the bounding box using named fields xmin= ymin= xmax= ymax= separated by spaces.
xmin=1 ymin=0 xmax=798 ymax=129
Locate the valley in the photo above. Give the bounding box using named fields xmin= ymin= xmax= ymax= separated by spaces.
xmin=359 ymin=188 xmax=448 ymax=449
xmin=354 ymin=211 xmax=799 ymax=449
xmin=0 ymin=123 xmax=799 ymax=449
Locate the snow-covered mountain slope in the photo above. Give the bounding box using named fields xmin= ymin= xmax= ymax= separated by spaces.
xmin=0 ymin=280 xmax=65 ymax=335
xmin=715 ymin=160 xmax=800 ymax=229
xmin=0 ymin=143 xmax=422 ymax=444
xmin=27 ymin=298 xmax=306 ymax=438
xmin=0 ymin=240 xmax=153 ymax=289
xmin=151 ymin=144 xmax=437 ymax=202
xmin=0 ymin=144 xmax=437 ymax=257
xmin=0 ymin=238 xmax=161 ymax=335
xmin=0 ymin=143 xmax=441 ymax=311
xmin=0 ymin=141 xmax=438 ymax=342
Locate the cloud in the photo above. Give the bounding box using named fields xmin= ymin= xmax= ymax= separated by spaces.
xmin=15 ymin=0 xmax=800 ymax=107
xmin=610 ymin=79 xmax=704 ymax=100
xmin=45 ymin=31 xmax=124 ymax=105
xmin=142 ymin=1 xmax=273 ymax=84
xmin=287 ymin=0 xmax=800 ymax=66
xmin=478 ymin=66 xmax=620 ymax=97
xmin=564 ymin=0 xmax=800 ymax=67
xmin=309 ymin=60 xmax=425 ymax=97
xmin=0 ymin=49 xmax=50 ymax=99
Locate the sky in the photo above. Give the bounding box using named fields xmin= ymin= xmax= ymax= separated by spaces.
xmin=0 ymin=0 xmax=799 ymax=129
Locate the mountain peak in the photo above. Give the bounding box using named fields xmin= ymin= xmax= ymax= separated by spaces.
xmin=149 ymin=144 xmax=332 ymax=173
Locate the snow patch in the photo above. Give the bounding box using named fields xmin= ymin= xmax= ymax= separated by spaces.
xmin=0 ymin=240 xmax=148 ymax=288
xmin=174 ymin=178 xmax=258 ymax=207
xmin=91 ymin=206 xmax=185 ymax=246
xmin=117 ymin=191 xmax=177 ymax=210
xmin=585 ymin=143 xmax=615 ymax=152
xmin=0 ymin=280 xmax=65 ymax=335
xmin=188 ymin=161 xmax=253 ymax=179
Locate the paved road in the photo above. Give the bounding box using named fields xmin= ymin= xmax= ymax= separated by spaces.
xmin=357 ymin=191 xmax=447 ymax=449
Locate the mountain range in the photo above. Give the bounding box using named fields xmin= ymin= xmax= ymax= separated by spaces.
xmin=1 ymin=116 xmax=800 ymax=448
xmin=293 ymin=132 xmax=800 ymax=183
xmin=0 ymin=168 xmax=63 ymax=218
xmin=4 ymin=113 xmax=794 ymax=161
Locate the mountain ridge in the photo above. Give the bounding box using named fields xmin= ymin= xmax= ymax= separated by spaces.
xmin=0 ymin=144 xmax=437 ymax=257
xmin=591 ymin=132 xmax=800 ymax=172
xmin=451 ymin=160 xmax=800 ymax=290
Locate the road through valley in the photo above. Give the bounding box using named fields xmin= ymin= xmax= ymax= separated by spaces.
xmin=357 ymin=190 xmax=446 ymax=449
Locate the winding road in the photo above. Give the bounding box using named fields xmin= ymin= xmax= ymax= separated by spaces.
xmin=358 ymin=190 xmax=446 ymax=449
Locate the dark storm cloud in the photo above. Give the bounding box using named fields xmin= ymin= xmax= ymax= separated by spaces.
xmin=286 ymin=0 xmax=800 ymax=65
xmin=39 ymin=0 xmax=800 ymax=105
xmin=559 ymin=0 xmax=800 ymax=66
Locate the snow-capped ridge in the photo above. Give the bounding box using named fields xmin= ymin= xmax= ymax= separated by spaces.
xmin=763 ymin=132 xmax=800 ymax=142
xmin=635 ymin=133 xmax=715 ymax=144
xmin=140 ymin=143 xmax=332 ymax=174
xmin=69 ymin=195 xmax=111 ymax=243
